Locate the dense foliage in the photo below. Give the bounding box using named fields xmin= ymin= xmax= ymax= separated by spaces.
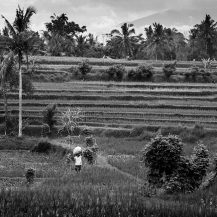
xmin=128 ymin=64 xmax=153 ymax=81
xmin=143 ymin=134 xmax=210 ymax=193
xmin=2 ymin=9 xmax=217 ymax=60
xmin=105 ymin=64 xmax=126 ymax=81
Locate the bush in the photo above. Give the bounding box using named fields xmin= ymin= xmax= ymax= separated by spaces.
xmin=128 ymin=64 xmax=153 ymax=81
xmin=25 ymin=168 xmax=35 ymax=184
xmin=163 ymin=61 xmax=176 ymax=79
xmin=142 ymin=134 xmax=210 ymax=193
xmin=31 ymin=140 xmax=52 ymax=154
xmin=78 ymin=59 xmax=92 ymax=79
xmin=42 ymin=104 xmax=57 ymax=136
xmin=31 ymin=139 xmax=67 ymax=155
xmin=190 ymin=66 xmax=200 ymax=82
xmin=142 ymin=134 xmax=183 ymax=187
xmin=105 ymin=64 xmax=125 ymax=81
xmin=165 ymin=143 xmax=209 ymax=193
xmin=191 ymin=143 xmax=209 ymax=184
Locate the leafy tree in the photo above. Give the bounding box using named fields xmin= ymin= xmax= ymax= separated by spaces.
xmin=44 ymin=13 xmax=86 ymax=56
xmin=45 ymin=13 xmax=86 ymax=36
xmin=1 ymin=5 xmax=36 ymax=137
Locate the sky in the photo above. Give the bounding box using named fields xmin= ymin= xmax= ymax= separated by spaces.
xmin=0 ymin=0 xmax=217 ymax=39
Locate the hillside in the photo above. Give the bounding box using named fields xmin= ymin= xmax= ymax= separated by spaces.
xmin=1 ymin=56 xmax=217 ymax=136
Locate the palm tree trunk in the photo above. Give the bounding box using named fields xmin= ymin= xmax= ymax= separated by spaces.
xmin=18 ymin=56 xmax=22 ymax=137
xmin=26 ymin=53 xmax=29 ymax=70
xmin=3 ymin=88 xmax=8 ymax=135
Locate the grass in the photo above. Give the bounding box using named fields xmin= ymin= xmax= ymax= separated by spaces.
xmin=97 ymin=137 xmax=146 ymax=155
xmin=1 ymin=135 xmax=217 ymax=216
xmin=0 ymin=137 xmax=37 ymax=150
xmin=107 ymin=154 xmax=146 ymax=180
xmin=0 ymin=151 xmax=65 ymax=178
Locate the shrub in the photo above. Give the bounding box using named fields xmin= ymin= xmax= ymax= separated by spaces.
xmin=42 ymin=104 xmax=57 ymax=137
xmin=31 ymin=140 xmax=52 ymax=154
xmin=191 ymin=143 xmax=209 ymax=184
xmin=163 ymin=61 xmax=176 ymax=79
xmin=142 ymin=134 xmax=210 ymax=193
xmin=31 ymin=139 xmax=67 ymax=155
xmin=128 ymin=64 xmax=153 ymax=81
xmin=105 ymin=64 xmax=125 ymax=81
xmin=165 ymin=143 xmax=209 ymax=193
xmin=190 ymin=66 xmax=200 ymax=82
xmin=142 ymin=134 xmax=183 ymax=187
xmin=25 ymin=168 xmax=35 ymax=184
xmin=78 ymin=59 xmax=92 ymax=79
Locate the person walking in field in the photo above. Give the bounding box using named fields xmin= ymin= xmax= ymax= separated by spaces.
xmin=73 ymin=146 xmax=82 ymax=173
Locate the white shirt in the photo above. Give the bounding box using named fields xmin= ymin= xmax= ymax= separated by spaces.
xmin=74 ymin=156 xmax=82 ymax=166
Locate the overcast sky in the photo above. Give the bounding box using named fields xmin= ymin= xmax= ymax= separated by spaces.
xmin=0 ymin=0 xmax=217 ymax=38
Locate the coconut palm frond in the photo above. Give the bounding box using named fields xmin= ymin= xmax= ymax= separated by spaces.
xmin=1 ymin=16 xmax=16 ymax=37
xmin=110 ymin=29 xmax=121 ymax=36
xmin=24 ymin=6 xmax=37 ymax=28
xmin=128 ymin=28 xmax=135 ymax=36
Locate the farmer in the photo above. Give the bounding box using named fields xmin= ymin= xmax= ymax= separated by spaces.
xmin=73 ymin=146 xmax=82 ymax=173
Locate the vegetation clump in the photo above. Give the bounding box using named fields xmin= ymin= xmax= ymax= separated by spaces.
xmin=42 ymin=104 xmax=57 ymax=137
xmin=78 ymin=59 xmax=92 ymax=79
xmin=25 ymin=168 xmax=35 ymax=184
xmin=142 ymin=134 xmax=210 ymax=193
xmin=105 ymin=64 xmax=125 ymax=81
xmin=31 ymin=140 xmax=52 ymax=154
xmin=129 ymin=64 xmax=153 ymax=81
xmin=163 ymin=61 xmax=176 ymax=79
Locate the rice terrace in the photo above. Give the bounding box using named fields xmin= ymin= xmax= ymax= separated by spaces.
xmin=1 ymin=2 xmax=217 ymax=217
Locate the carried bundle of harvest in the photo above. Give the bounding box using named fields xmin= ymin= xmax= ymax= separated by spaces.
xmin=83 ymin=136 xmax=99 ymax=164
xmin=73 ymin=146 xmax=82 ymax=156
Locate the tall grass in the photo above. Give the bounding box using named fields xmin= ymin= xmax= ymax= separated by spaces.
xmin=0 ymin=183 xmax=217 ymax=217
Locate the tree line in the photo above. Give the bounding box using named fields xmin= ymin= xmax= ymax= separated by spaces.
xmin=1 ymin=9 xmax=217 ymax=61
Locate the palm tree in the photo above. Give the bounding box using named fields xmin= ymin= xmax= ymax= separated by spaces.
xmin=110 ymin=23 xmax=136 ymax=58
xmin=2 ymin=5 xmax=36 ymax=137
xmin=197 ymin=14 xmax=217 ymax=58
xmin=145 ymin=23 xmax=166 ymax=60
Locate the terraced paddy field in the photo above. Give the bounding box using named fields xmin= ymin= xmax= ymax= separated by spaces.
xmin=26 ymin=56 xmax=217 ymax=83
xmin=1 ymin=81 xmax=217 ymax=135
